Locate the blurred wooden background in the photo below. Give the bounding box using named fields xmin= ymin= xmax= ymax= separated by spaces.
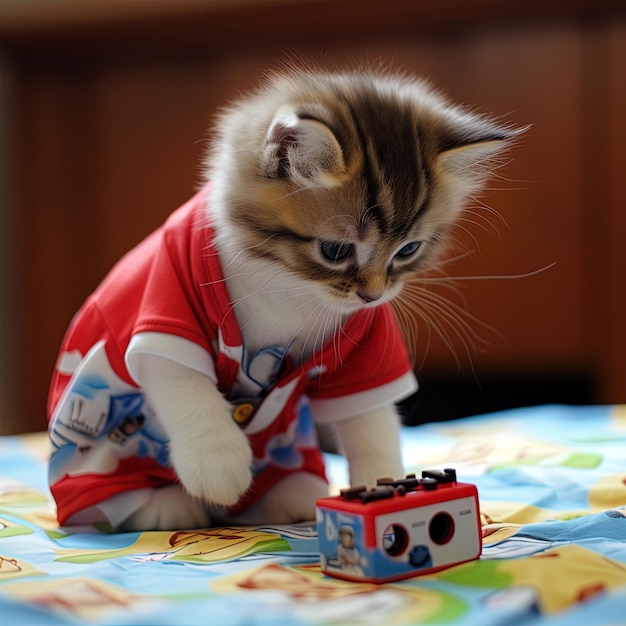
xmin=0 ymin=0 xmax=625 ymax=434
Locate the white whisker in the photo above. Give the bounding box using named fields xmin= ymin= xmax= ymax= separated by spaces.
xmin=218 ymin=234 xmax=277 ymax=274
xmin=417 ymin=263 xmax=556 ymax=283
xmin=392 ymin=275 xmax=498 ymax=376
xmin=233 ymin=279 xmax=317 ymax=330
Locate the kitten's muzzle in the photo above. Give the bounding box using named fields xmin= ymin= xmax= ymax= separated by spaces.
xmin=357 ymin=290 xmax=383 ymax=304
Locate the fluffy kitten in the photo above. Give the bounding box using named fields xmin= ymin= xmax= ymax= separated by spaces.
xmin=47 ymin=68 xmax=518 ymax=531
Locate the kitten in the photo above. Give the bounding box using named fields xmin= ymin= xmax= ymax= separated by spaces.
xmin=47 ymin=68 xmax=519 ymax=531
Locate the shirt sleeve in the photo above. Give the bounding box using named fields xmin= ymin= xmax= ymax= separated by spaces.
xmin=125 ymin=332 xmax=218 ymax=386
xmin=308 ymin=304 xmax=418 ymax=422
xmin=122 ymin=204 xmax=220 ymax=386
xmin=309 ymin=370 xmax=417 ymax=422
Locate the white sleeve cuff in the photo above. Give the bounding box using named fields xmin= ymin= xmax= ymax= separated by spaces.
xmin=125 ymin=332 xmax=217 ymax=386
xmin=310 ymin=370 xmax=418 ymax=423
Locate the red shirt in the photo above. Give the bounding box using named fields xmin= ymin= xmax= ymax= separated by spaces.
xmin=48 ymin=187 xmax=417 ymax=525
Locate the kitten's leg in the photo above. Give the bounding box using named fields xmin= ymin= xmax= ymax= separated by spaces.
xmin=64 ymin=485 xmax=212 ymax=531
xmin=221 ymin=472 xmax=328 ymax=525
xmin=117 ymin=485 xmax=212 ymax=531
xmin=139 ymin=357 xmax=253 ymax=508
xmin=331 ymin=406 xmax=404 ymax=488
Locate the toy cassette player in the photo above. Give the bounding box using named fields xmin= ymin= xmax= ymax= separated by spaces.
xmin=316 ymin=468 xmax=481 ymax=583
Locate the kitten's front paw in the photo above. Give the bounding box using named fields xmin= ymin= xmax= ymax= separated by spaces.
xmin=170 ymin=425 xmax=253 ymax=507
xmin=349 ymin=456 xmax=404 ymax=490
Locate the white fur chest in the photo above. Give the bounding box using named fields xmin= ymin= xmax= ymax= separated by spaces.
xmin=216 ymin=247 xmax=347 ymax=363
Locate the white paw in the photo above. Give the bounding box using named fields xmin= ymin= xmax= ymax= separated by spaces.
xmin=349 ymin=455 xmax=404 ymax=489
xmin=225 ymin=473 xmax=329 ymax=525
xmin=118 ymin=485 xmax=212 ymax=531
xmin=169 ymin=425 xmax=253 ymax=507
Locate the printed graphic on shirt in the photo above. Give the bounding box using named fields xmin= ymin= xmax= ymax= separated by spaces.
xmin=49 ymin=341 xmax=171 ymax=486
xmin=49 ymin=331 xmax=322 ymax=523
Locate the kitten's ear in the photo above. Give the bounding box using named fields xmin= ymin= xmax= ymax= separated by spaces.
xmin=261 ymin=108 xmax=347 ymax=188
xmin=435 ymin=124 xmax=524 ymax=195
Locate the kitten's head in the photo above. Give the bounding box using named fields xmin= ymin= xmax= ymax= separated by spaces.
xmin=207 ymin=69 xmax=521 ymax=312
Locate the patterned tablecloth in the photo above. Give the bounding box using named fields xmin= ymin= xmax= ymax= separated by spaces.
xmin=1 ymin=404 xmax=625 ymax=625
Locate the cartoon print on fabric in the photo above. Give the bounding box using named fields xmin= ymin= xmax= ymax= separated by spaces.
xmin=54 ymin=527 xmax=293 ymax=565
xmin=211 ymin=562 xmax=469 ymax=624
xmin=482 ymin=509 xmax=626 ymax=559
xmin=1 ymin=577 xmax=142 ymax=620
xmin=49 ymin=341 xmax=171 ymax=487
xmin=49 ymin=337 xmax=322 ymax=525
xmin=219 ymin=329 xmax=321 ymax=477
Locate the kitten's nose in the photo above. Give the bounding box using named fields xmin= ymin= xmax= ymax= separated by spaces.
xmin=357 ymin=290 xmax=382 ymax=304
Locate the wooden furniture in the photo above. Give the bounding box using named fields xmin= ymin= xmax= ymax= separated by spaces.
xmin=1 ymin=0 xmax=624 ymax=434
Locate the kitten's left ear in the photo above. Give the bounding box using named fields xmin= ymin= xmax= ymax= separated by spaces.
xmin=436 ymin=123 xmax=525 ymax=194
xmin=261 ymin=107 xmax=347 ymax=189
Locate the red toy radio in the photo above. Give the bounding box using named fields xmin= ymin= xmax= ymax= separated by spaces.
xmin=316 ymin=468 xmax=481 ymax=583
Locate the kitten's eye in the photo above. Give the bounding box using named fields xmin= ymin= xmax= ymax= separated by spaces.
xmin=320 ymin=241 xmax=355 ymax=263
xmin=394 ymin=241 xmax=421 ymax=259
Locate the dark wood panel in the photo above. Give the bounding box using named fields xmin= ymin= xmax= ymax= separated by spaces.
xmin=3 ymin=3 xmax=625 ymax=432
xmin=602 ymin=19 xmax=626 ymax=402
xmin=1 ymin=0 xmax=624 ymax=46
xmin=13 ymin=69 xmax=101 ymax=434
